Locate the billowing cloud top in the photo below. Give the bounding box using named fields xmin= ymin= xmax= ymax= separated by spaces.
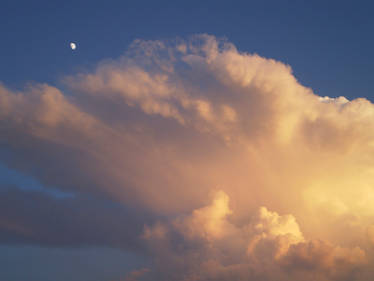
xmin=1 ymin=34 xmax=374 ymax=281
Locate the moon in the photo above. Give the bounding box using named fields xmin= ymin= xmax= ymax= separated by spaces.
xmin=70 ymin=42 xmax=76 ymax=50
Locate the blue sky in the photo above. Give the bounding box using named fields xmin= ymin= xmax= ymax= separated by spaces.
xmin=2 ymin=0 xmax=374 ymax=100
xmin=2 ymin=1 xmax=374 ymax=280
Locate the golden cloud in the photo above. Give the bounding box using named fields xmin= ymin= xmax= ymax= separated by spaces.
xmin=1 ymin=34 xmax=374 ymax=280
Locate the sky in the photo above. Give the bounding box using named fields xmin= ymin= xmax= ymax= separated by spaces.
xmin=2 ymin=1 xmax=374 ymax=281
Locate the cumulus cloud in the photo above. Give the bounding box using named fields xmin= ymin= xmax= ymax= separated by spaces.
xmin=143 ymin=191 xmax=366 ymax=281
xmin=1 ymin=34 xmax=374 ymax=280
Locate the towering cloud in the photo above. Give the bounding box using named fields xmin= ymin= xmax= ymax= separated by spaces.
xmin=1 ymin=34 xmax=374 ymax=280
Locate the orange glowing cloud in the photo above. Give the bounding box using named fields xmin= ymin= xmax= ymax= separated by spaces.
xmin=143 ymin=190 xmax=367 ymax=281
xmin=1 ymin=35 xmax=374 ymax=280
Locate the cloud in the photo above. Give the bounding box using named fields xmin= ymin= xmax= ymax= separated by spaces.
xmin=142 ymin=191 xmax=366 ymax=281
xmin=1 ymin=34 xmax=374 ymax=280
xmin=283 ymin=239 xmax=366 ymax=280
xmin=122 ymin=268 xmax=150 ymax=281
xmin=0 ymin=187 xmax=153 ymax=249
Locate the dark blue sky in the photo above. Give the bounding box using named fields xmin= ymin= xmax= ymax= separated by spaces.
xmin=1 ymin=0 xmax=374 ymax=280
xmin=2 ymin=0 xmax=374 ymax=100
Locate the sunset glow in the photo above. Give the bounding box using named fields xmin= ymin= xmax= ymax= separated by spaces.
xmin=2 ymin=2 xmax=374 ymax=280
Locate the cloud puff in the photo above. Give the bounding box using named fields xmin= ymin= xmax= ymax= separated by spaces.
xmin=122 ymin=268 xmax=150 ymax=281
xmin=1 ymin=34 xmax=374 ymax=280
xmin=143 ymin=191 xmax=366 ymax=281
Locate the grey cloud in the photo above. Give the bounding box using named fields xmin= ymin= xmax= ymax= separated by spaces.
xmin=0 ymin=187 xmax=153 ymax=250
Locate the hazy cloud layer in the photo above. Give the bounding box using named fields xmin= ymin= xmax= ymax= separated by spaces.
xmin=0 ymin=187 xmax=152 ymax=249
xmin=1 ymin=34 xmax=374 ymax=280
